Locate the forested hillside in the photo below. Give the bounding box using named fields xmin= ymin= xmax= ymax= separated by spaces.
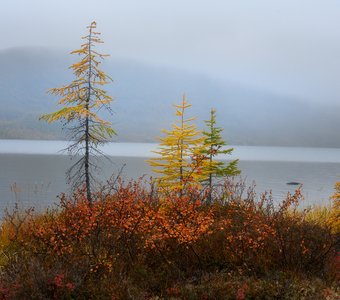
xmin=1 ymin=47 xmax=340 ymax=147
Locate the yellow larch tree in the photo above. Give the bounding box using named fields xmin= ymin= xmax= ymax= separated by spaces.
xmin=148 ymin=95 xmax=206 ymax=192
xmin=40 ymin=21 xmax=115 ymax=205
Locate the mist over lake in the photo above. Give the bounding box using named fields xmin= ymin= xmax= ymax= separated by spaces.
xmin=1 ymin=140 xmax=339 ymax=217
xmin=2 ymin=48 xmax=340 ymax=148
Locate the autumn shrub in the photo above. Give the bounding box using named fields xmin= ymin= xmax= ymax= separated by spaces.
xmin=184 ymin=178 xmax=336 ymax=279
xmin=0 ymin=179 xmax=214 ymax=298
xmin=0 ymin=178 xmax=338 ymax=299
xmin=176 ymin=271 xmax=339 ymax=300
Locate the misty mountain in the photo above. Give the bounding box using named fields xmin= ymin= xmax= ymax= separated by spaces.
xmin=0 ymin=47 xmax=340 ymax=147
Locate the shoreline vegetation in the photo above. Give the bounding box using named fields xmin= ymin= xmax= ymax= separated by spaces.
xmin=0 ymin=177 xmax=338 ymax=299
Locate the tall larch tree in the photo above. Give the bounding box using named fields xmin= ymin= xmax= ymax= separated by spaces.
xmin=201 ymin=108 xmax=240 ymax=201
xmin=40 ymin=21 xmax=115 ymax=205
xmin=148 ymin=95 xmax=205 ymax=192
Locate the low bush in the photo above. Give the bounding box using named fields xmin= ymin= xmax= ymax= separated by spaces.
xmin=0 ymin=178 xmax=338 ymax=299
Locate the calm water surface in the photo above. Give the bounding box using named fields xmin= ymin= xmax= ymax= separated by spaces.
xmin=0 ymin=140 xmax=340 ymax=216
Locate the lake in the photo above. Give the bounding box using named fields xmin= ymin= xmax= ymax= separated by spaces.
xmin=0 ymin=139 xmax=340 ymax=216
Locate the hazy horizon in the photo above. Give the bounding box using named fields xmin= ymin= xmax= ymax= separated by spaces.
xmin=3 ymin=0 xmax=340 ymax=106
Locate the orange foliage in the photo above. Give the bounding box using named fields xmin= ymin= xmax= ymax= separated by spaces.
xmin=25 ymin=180 xmax=214 ymax=257
xmin=0 ymin=179 xmax=337 ymax=299
xmin=144 ymin=189 xmax=214 ymax=247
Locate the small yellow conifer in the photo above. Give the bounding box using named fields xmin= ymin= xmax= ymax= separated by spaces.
xmin=148 ymin=95 xmax=205 ymax=192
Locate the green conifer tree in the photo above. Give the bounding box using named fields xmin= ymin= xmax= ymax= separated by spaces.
xmin=201 ymin=108 xmax=240 ymax=201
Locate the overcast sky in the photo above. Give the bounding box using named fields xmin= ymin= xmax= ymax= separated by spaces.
xmin=2 ymin=0 xmax=340 ymax=105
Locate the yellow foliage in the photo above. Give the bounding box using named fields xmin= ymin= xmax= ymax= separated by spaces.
xmin=40 ymin=21 xmax=114 ymax=142
xmin=329 ymin=182 xmax=340 ymax=234
xmin=304 ymin=183 xmax=340 ymax=234
xmin=148 ymin=95 xmax=206 ymax=192
xmin=305 ymin=206 xmax=332 ymax=225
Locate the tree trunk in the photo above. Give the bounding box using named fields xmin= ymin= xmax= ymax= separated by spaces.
xmin=85 ymin=111 xmax=91 ymax=205
xmin=85 ymin=26 xmax=93 ymax=205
